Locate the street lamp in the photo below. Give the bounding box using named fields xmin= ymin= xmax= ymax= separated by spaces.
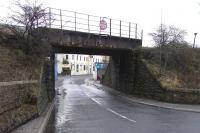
xmin=193 ymin=33 xmax=197 ymax=48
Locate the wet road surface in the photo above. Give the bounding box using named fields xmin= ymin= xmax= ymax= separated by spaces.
xmin=45 ymin=75 xmax=200 ymax=133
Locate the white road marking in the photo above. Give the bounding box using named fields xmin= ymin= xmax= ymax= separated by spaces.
xmin=106 ymin=108 xmax=136 ymax=123
xmin=90 ymin=97 xmax=102 ymax=105
xmin=84 ymin=91 xmax=136 ymax=123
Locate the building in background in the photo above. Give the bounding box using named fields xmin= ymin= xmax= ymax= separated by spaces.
xmin=56 ymin=54 xmax=109 ymax=78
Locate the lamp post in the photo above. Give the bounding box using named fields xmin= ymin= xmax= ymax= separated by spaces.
xmin=193 ymin=33 xmax=197 ymax=48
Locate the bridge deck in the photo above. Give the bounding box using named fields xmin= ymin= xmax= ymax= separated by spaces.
xmin=36 ymin=27 xmax=142 ymax=55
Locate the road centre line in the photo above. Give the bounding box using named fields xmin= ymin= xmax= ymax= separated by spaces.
xmin=84 ymin=91 xmax=136 ymax=123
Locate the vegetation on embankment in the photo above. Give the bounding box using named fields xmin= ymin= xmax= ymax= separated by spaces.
xmin=0 ymin=29 xmax=52 ymax=133
xmin=141 ymin=47 xmax=200 ymax=89
xmin=0 ymin=30 xmax=47 ymax=82
xmin=0 ymin=0 xmax=51 ymax=82
xmin=0 ymin=1 xmax=54 ymax=132
xmin=0 ymin=45 xmax=42 ymax=82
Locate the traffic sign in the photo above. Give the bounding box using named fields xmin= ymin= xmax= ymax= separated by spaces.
xmin=95 ymin=63 xmax=104 ymax=69
xmin=99 ymin=18 xmax=107 ymax=30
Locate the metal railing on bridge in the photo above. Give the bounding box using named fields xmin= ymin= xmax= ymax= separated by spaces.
xmin=45 ymin=7 xmax=143 ymax=40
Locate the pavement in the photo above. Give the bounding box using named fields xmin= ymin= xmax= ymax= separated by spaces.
xmin=44 ymin=75 xmax=200 ymax=133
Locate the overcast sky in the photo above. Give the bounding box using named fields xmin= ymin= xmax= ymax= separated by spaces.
xmin=1 ymin=0 xmax=200 ymax=47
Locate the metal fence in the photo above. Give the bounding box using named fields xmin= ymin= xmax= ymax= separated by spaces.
xmin=45 ymin=7 xmax=143 ymax=40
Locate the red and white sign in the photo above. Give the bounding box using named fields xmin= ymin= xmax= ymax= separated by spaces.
xmin=99 ymin=18 xmax=107 ymax=31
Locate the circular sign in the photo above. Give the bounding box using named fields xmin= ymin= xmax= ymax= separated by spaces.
xmin=99 ymin=19 xmax=107 ymax=30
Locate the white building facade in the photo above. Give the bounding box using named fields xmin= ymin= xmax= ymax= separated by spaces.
xmin=56 ymin=54 xmax=108 ymax=76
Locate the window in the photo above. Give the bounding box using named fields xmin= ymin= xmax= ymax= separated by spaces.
xmin=72 ymin=55 xmax=74 ymax=60
xmin=84 ymin=65 xmax=86 ymax=71
xmin=93 ymin=66 xmax=95 ymax=71
xmin=77 ymin=55 xmax=78 ymax=60
xmin=66 ymin=55 xmax=68 ymax=59
xmin=80 ymin=56 xmax=81 ymax=61
xmin=76 ymin=64 xmax=79 ymax=72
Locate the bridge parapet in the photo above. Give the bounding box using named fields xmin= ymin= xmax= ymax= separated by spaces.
xmin=42 ymin=7 xmax=143 ymax=40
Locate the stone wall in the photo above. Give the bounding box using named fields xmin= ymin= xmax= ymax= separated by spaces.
xmin=0 ymin=58 xmax=55 ymax=133
xmin=133 ymin=59 xmax=164 ymax=100
xmin=163 ymin=88 xmax=200 ymax=104
xmin=133 ymin=59 xmax=200 ymax=104
xmin=101 ymin=62 xmax=112 ymax=87
xmin=0 ymin=81 xmax=39 ymax=133
xmin=0 ymin=81 xmax=39 ymax=114
xmin=102 ymin=49 xmax=200 ymax=104
xmin=103 ymin=50 xmax=138 ymax=94
xmin=0 ymin=105 xmax=37 ymax=133
xmin=37 ymin=58 xmax=55 ymax=114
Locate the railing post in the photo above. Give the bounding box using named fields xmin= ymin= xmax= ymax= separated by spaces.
xmin=60 ymin=9 xmax=62 ymax=30
xmin=88 ymin=15 xmax=90 ymax=32
xmin=44 ymin=15 xmax=47 ymax=27
xmin=129 ymin=22 xmax=131 ymax=39
xmin=120 ymin=20 xmax=121 ymax=37
xmin=60 ymin=9 xmax=63 ymax=44
xmin=74 ymin=12 xmax=77 ymax=31
xmin=49 ymin=7 xmax=51 ymax=28
xmin=141 ymin=29 xmax=143 ymax=41
xmin=110 ymin=19 xmax=112 ymax=36
xmin=36 ymin=18 xmax=39 ymax=28
xmin=135 ymin=24 xmax=137 ymax=39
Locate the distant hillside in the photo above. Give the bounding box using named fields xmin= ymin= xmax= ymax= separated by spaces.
xmin=141 ymin=47 xmax=200 ymax=89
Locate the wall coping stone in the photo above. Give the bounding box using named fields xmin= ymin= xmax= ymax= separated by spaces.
xmin=164 ymin=87 xmax=200 ymax=93
xmin=0 ymin=80 xmax=38 ymax=87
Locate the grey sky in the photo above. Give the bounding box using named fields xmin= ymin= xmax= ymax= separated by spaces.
xmin=1 ymin=0 xmax=200 ymax=47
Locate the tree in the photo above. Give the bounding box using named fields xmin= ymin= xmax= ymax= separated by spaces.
xmin=149 ymin=24 xmax=187 ymax=47
xmin=1 ymin=0 xmax=51 ymax=54
xmin=149 ymin=24 xmax=188 ymax=75
xmin=9 ymin=0 xmax=48 ymax=38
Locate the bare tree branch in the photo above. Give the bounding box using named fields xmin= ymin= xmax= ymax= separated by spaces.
xmin=149 ymin=24 xmax=188 ymax=76
xmin=7 ymin=0 xmax=49 ymax=38
xmin=149 ymin=24 xmax=187 ymax=47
